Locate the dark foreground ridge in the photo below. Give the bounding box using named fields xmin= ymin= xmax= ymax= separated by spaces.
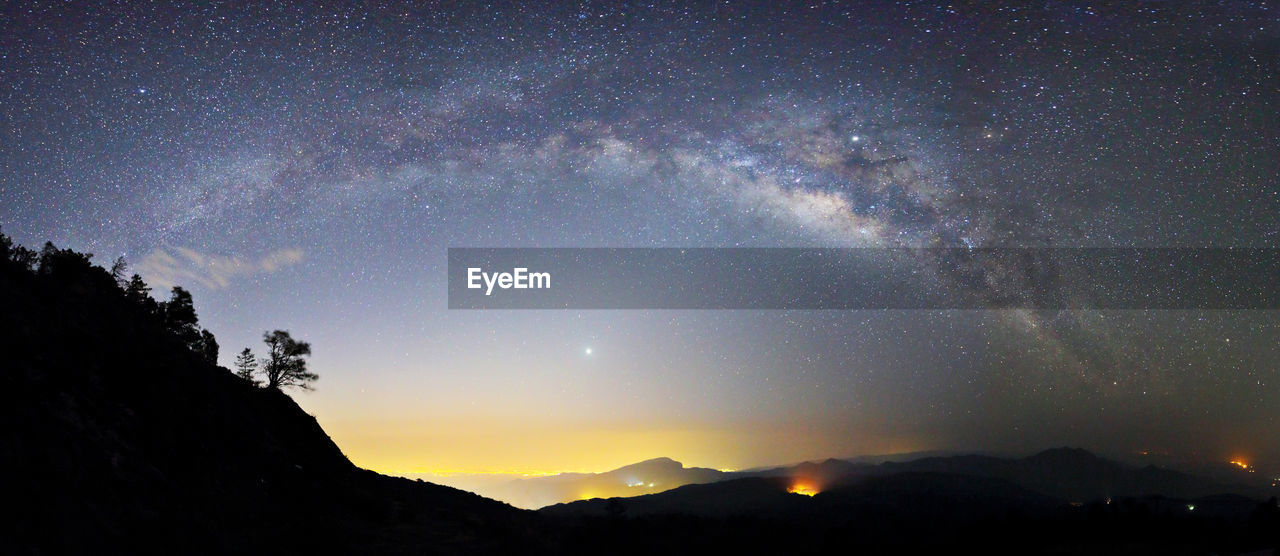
xmin=2 ymin=234 xmax=1278 ymax=555
xmin=0 ymin=237 xmax=547 ymax=555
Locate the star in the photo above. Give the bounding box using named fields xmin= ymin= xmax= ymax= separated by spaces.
xmin=2 ymin=0 xmax=1275 ymax=476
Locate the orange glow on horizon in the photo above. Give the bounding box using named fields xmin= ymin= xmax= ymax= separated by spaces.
xmin=1229 ymin=459 xmax=1256 ymax=473
xmin=788 ymin=482 xmax=819 ymax=496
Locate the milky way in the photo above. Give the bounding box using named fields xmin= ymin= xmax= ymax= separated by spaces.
xmin=3 ymin=2 xmax=1278 ymax=471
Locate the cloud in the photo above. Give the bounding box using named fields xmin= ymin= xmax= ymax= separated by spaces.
xmin=136 ymin=246 xmax=305 ymax=290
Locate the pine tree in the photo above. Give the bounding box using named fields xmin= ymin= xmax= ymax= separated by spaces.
xmin=109 ymin=256 xmax=128 ymax=287
xmin=125 ymin=274 xmax=150 ymax=301
xmin=234 ymin=348 xmax=259 ymax=385
xmin=124 ymin=274 xmax=159 ymax=315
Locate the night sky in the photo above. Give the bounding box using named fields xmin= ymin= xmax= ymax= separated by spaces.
xmin=2 ymin=2 xmax=1278 ymax=474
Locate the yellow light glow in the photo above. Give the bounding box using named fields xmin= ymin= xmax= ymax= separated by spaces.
xmin=1230 ymin=459 xmax=1250 ymax=470
xmin=411 ymin=469 xmax=570 ymax=477
xmin=788 ymin=482 xmax=819 ymax=496
xmin=305 ymin=405 xmax=923 ymax=482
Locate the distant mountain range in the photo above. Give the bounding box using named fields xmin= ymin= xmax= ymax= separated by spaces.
xmin=461 ymin=446 xmax=1271 ymax=511
xmin=455 ymin=457 xmax=726 ymax=509
xmin=542 ymin=447 xmax=1270 ymax=519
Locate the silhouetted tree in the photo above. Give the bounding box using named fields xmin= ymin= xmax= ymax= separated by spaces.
xmin=11 ymin=245 xmax=37 ymax=271
xmin=38 ymin=241 xmax=57 ymax=270
xmin=109 ymin=256 xmax=128 ymax=286
xmin=125 ymin=274 xmax=150 ymax=299
xmin=124 ymin=274 xmax=159 ymax=314
xmin=0 ymin=228 xmax=37 ymax=271
xmin=198 ymin=329 xmax=219 ymax=365
xmin=234 ymin=348 xmax=259 ymax=384
xmin=162 ymin=286 xmax=202 ymax=347
xmin=158 ymin=286 xmax=220 ymax=362
xmin=37 ymin=241 xmax=96 ymax=279
xmin=261 ymin=330 xmax=316 ymax=390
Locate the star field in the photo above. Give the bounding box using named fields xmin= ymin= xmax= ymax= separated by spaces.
xmin=2 ymin=1 xmax=1278 ymax=472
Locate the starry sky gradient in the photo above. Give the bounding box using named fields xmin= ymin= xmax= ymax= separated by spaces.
xmin=2 ymin=1 xmax=1278 ymax=473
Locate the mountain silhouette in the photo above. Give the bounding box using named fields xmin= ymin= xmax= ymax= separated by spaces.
xmin=876 ymin=447 xmax=1265 ymax=502
xmin=542 ymin=458 xmax=1278 ymax=554
xmin=544 ymin=448 xmax=1266 ymax=519
xmin=0 ymin=245 xmax=546 ymax=554
xmin=488 ymin=456 xmax=726 ymax=509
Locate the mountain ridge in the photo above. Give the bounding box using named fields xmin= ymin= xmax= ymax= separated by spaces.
xmin=541 ymin=447 xmax=1268 ymax=517
xmin=0 ymin=241 xmax=548 ymax=554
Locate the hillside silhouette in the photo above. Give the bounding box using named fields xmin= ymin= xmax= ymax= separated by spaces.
xmin=0 ymin=235 xmax=547 ymax=554
xmin=543 ymin=450 xmax=1279 ymax=553
xmin=546 ymin=448 xmax=1269 ymax=516
xmin=2 ymin=233 xmax=1277 ymax=554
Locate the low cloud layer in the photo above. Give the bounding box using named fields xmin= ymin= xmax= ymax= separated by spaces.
xmin=137 ymin=246 xmax=304 ymax=290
